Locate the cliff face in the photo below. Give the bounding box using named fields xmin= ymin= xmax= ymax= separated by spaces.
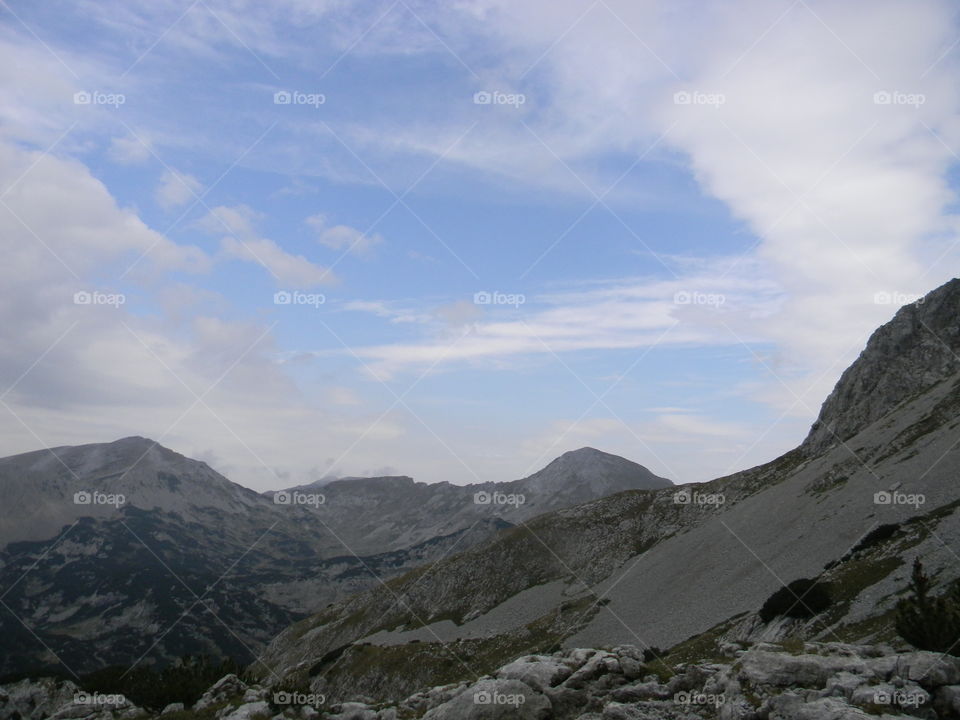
xmin=803 ymin=278 xmax=960 ymax=455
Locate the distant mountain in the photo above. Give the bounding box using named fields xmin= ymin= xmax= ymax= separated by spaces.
xmin=254 ymin=278 xmax=960 ymax=705
xmin=0 ymin=439 xmax=664 ymax=678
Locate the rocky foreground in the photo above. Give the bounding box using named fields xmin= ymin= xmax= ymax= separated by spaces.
xmin=5 ymin=641 xmax=960 ymax=719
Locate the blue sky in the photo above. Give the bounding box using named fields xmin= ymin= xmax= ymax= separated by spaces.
xmin=1 ymin=0 xmax=958 ymax=490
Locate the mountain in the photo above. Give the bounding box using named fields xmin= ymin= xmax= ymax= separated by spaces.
xmin=253 ymin=278 xmax=960 ymax=705
xmin=263 ymin=447 xmax=670 ymax=556
xmin=0 ymin=440 xmax=664 ymax=678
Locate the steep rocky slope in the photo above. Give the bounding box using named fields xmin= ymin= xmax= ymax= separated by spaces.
xmin=253 ymin=278 xmax=960 ymax=706
xmin=803 ymin=278 xmax=960 ymax=454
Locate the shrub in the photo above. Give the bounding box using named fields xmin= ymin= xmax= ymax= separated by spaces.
xmin=896 ymin=558 xmax=960 ymax=654
xmin=849 ymin=523 xmax=901 ymax=556
xmin=759 ymin=578 xmax=831 ymax=623
xmin=80 ymin=654 xmax=243 ymax=710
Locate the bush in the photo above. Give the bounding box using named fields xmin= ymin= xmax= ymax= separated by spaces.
xmin=849 ymin=523 xmax=901 ymax=556
xmin=80 ymin=654 xmax=243 ymax=711
xmin=896 ymin=558 xmax=960 ymax=654
xmin=759 ymin=578 xmax=831 ymax=623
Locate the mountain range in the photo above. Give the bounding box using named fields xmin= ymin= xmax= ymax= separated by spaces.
xmin=0 ymin=438 xmax=669 ymax=678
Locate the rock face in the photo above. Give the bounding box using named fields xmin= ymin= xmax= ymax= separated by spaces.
xmin=0 ymin=438 xmax=665 ymax=678
xmin=4 ymin=642 xmax=957 ymax=719
xmin=803 ymin=278 xmax=960 ymax=454
xmin=254 ymin=278 xmax=960 ymax=705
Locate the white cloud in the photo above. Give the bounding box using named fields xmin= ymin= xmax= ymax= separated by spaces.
xmin=306 ymin=213 xmax=383 ymax=256
xmin=155 ymin=169 xmax=203 ymax=209
xmin=107 ymin=135 xmax=152 ymax=165
xmin=200 ymin=205 xmax=338 ymax=287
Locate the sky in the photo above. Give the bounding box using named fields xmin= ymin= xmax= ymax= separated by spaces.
xmin=0 ymin=0 xmax=958 ymax=491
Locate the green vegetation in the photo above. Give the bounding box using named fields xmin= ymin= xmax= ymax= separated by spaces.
xmin=896 ymin=558 xmax=960 ymax=654
xmin=79 ymin=655 xmax=244 ymax=711
xmin=759 ymin=578 xmax=832 ymax=623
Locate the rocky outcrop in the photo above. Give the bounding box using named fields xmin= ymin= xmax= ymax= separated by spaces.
xmin=8 ymin=642 xmax=959 ymax=718
xmin=803 ymin=278 xmax=960 ymax=454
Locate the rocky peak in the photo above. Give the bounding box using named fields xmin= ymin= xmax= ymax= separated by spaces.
xmin=803 ymin=277 xmax=960 ymax=454
xmin=516 ymin=446 xmax=672 ymax=495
